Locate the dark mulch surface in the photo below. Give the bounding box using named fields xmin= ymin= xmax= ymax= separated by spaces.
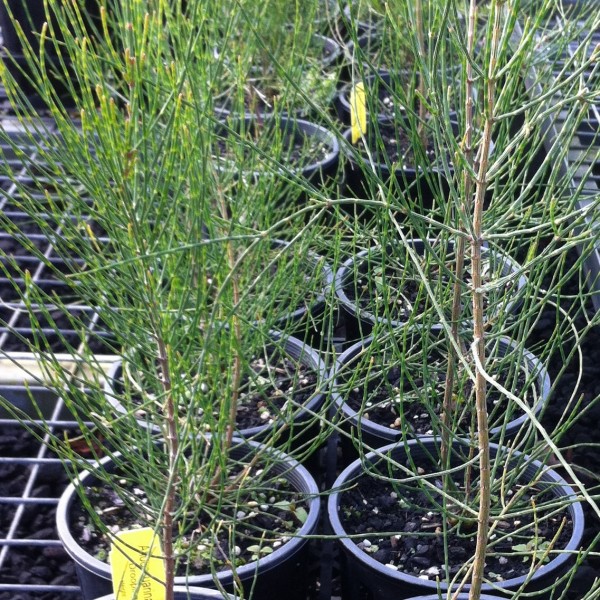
xmin=343 ymin=248 xmax=513 ymax=325
xmin=71 ymin=462 xmax=310 ymax=578
xmin=0 ymin=234 xmax=52 ymax=258
xmin=214 ymin=131 xmax=329 ymax=171
xmin=338 ymin=463 xmax=574 ymax=584
xmin=346 ymin=259 xmax=423 ymax=322
xmin=344 ymin=354 xmax=528 ymax=436
xmin=114 ymin=351 xmax=319 ymax=433
xmin=0 ymin=426 xmax=79 ymax=600
xmin=353 ymin=123 xmax=437 ymax=169
xmin=235 ymin=355 xmax=319 ymax=430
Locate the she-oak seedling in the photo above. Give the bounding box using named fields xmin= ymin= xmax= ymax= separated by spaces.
xmin=0 ymin=0 xmax=600 ymax=600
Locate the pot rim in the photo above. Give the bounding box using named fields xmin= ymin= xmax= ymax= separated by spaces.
xmin=334 ymin=238 xmax=527 ymax=328
xmin=338 ymin=69 xmax=459 ymax=123
xmin=105 ymin=329 xmax=328 ymax=438
xmin=259 ymin=239 xmax=333 ymax=328
xmin=327 ymin=437 xmax=585 ymax=593
xmin=331 ymin=323 xmax=551 ymax=441
xmin=57 ymin=436 xmax=321 ymax=586
xmin=93 ymin=585 xmax=238 ymax=600
xmin=213 ymin=32 xmax=342 ymax=119
xmin=213 ymin=115 xmax=339 ymax=179
xmin=408 ymin=593 xmax=506 ymax=600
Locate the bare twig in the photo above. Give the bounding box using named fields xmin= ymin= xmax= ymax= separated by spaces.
xmin=415 ymin=0 xmax=427 ymax=147
xmin=468 ymin=0 xmax=504 ymax=597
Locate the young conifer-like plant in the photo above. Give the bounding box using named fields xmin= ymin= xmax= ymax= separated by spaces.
xmin=329 ymin=0 xmax=600 ymax=598
xmin=0 ymin=0 xmax=600 ymax=599
xmin=0 ymin=1 xmax=339 ymax=599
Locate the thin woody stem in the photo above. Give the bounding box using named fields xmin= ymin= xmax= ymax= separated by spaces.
xmin=155 ymin=333 xmax=177 ymax=600
xmin=415 ymin=0 xmax=427 ymax=147
xmin=219 ymin=206 xmax=242 ymax=452
xmin=456 ymin=0 xmax=480 ymax=500
xmin=208 ymin=189 xmax=243 ymax=491
xmin=469 ymin=0 xmax=503 ymax=597
xmin=134 ymin=224 xmax=177 ymax=600
xmin=441 ymin=0 xmax=477 ymax=473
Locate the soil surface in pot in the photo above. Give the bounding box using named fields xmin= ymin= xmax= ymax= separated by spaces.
xmin=353 ymin=122 xmax=437 ymax=168
xmin=343 ymin=349 xmax=529 ymax=435
xmin=201 ymin=245 xmax=326 ymax=325
xmin=350 ymin=28 xmax=414 ymax=76
xmin=216 ymin=36 xmax=338 ymax=116
xmin=235 ymin=354 xmax=318 ymax=429
xmin=120 ymin=349 xmax=318 ymax=431
xmin=344 ymin=248 xmax=509 ymax=323
xmin=338 ymin=459 xmax=573 ymax=584
xmin=71 ymin=460 xmax=310 ymax=577
xmin=214 ymin=127 xmax=330 ymax=172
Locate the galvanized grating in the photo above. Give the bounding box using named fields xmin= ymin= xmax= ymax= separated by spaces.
xmin=0 ymin=113 xmax=110 ymax=598
xmin=0 ymin=11 xmax=596 ymax=599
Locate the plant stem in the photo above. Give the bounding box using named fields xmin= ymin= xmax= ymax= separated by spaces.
xmin=156 ymin=333 xmax=177 ymax=600
xmin=460 ymin=0 xmax=478 ymax=507
xmin=441 ymin=247 xmax=464 ymax=470
xmin=415 ymin=0 xmax=427 ymax=147
xmin=442 ymin=0 xmax=479 ymax=497
xmin=469 ymin=0 xmax=503 ymax=597
xmin=136 ymin=226 xmax=178 ymax=600
xmin=218 ymin=207 xmax=242 ymax=452
xmin=441 ymin=0 xmax=478 ymax=476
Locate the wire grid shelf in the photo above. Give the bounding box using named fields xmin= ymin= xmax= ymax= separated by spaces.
xmin=0 ymin=13 xmax=597 ymax=599
xmin=0 ymin=109 xmax=113 ymax=597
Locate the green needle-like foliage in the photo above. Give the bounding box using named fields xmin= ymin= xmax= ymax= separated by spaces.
xmin=0 ymin=0 xmax=599 ymax=599
xmin=0 ymin=1 xmax=339 ymax=597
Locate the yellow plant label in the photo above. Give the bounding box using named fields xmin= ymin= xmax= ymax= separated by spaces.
xmin=110 ymin=528 xmax=166 ymax=600
xmin=350 ymin=82 xmax=367 ymax=144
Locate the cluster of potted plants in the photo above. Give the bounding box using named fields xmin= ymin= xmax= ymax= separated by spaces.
xmin=0 ymin=1 xmax=599 ymax=600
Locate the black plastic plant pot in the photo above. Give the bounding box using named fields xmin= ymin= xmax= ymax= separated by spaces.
xmin=337 ymin=73 xmax=459 ymax=209
xmin=57 ymin=437 xmax=321 ymax=600
xmin=337 ymin=71 xmax=453 ymax=126
xmin=213 ymin=115 xmax=340 ymax=192
xmin=94 ymin=586 xmax=237 ymax=600
xmin=313 ymin=33 xmax=343 ymax=69
xmin=263 ymin=239 xmax=334 ymax=340
xmin=334 ymin=239 xmax=527 ymax=339
xmin=327 ymin=438 xmax=585 ymax=600
xmin=341 ymin=2 xmax=380 ymax=38
xmin=336 ymin=8 xmax=377 ymax=78
xmin=0 ymin=0 xmax=101 ymax=107
xmin=202 ymin=236 xmax=333 ymax=341
xmin=213 ymin=33 xmax=342 ymax=120
xmin=338 ymin=32 xmax=394 ymax=82
xmin=105 ymin=331 xmax=329 ymax=454
xmin=341 ymin=123 xmax=456 ymax=212
xmin=331 ymin=325 xmax=551 ymax=460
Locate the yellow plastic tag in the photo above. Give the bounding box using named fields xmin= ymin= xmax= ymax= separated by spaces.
xmin=350 ymin=82 xmax=367 ymax=144
xmin=110 ymin=528 xmax=166 ymax=600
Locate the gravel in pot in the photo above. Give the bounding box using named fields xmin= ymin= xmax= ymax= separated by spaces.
xmin=328 ymin=437 xmax=584 ymax=600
